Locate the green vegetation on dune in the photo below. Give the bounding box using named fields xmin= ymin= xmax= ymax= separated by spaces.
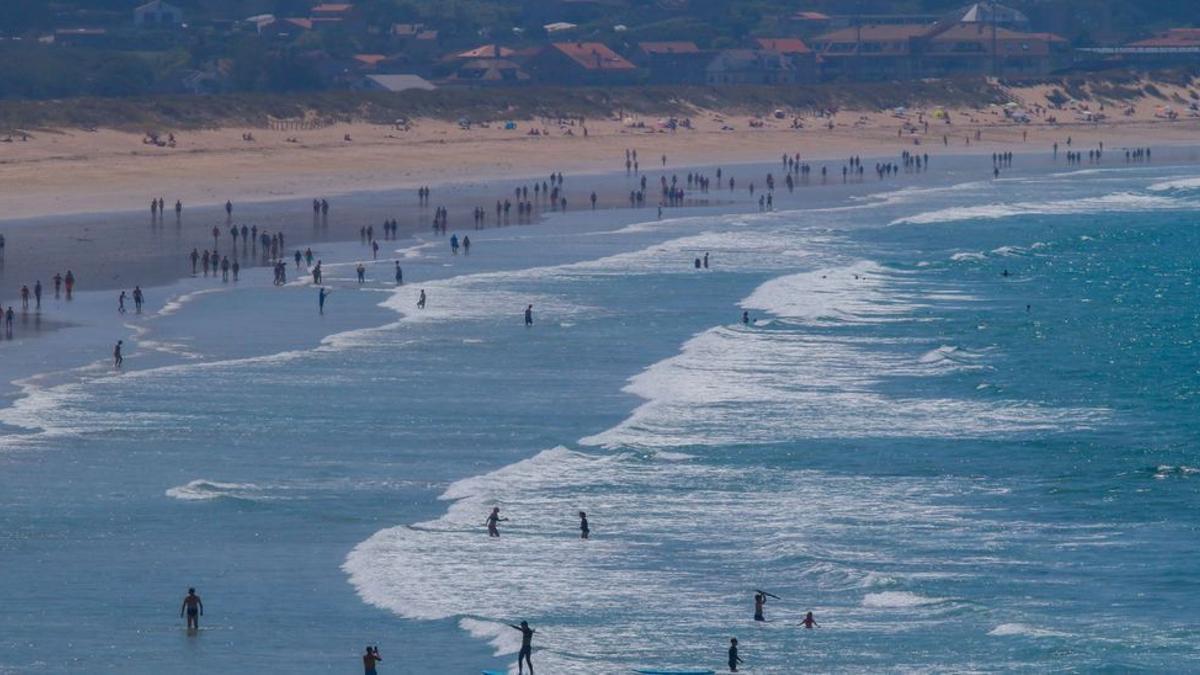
xmin=0 ymin=79 xmax=1009 ymax=132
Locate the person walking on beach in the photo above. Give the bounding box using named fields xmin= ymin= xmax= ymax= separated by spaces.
xmin=64 ymin=271 xmax=75 ymax=299
xmin=133 ymin=286 xmax=144 ymax=313
xmin=362 ymin=646 xmax=382 ymax=675
xmin=372 ymin=240 xmax=379 ymax=260
xmin=462 ymin=235 xmax=470 ymax=255
xmin=579 ymin=511 xmax=590 ymax=539
xmin=118 ymin=291 xmax=127 ymax=314
xmin=225 ymin=200 xmax=232 ymax=218
xmin=318 ymin=287 xmax=329 ymax=314
xmin=728 ymin=638 xmax=743 ymax=672
xmin=394 ymin=262 xmax=403 ymax=285
xmin=33 ymin=280 xmax=42 ymax=309
xmin=180 ymin=588 xmax=203 ymax=630
xmin=190 ymin=249 xmax=199 ymax=274
xmin=801 ymin=611 xmax=819 ymax=629
xmin=524 ymin=304 xmax=533 ymax=326
xmin=485 ymin=506 xmax=506 ymax=537
xmin=20 ymin=285 xmax=29 ymax=311
xmin=507 ymin=621 xmax=535 ymax=675
xmin=4 ymin=306 xmax=12 ymax=335
xmin=417 ymin=289 xmax=426 ymax=309
xmin=113 ymin=340 xmax=123 ymax=368
xmin=356 ymin=264 xmax=366 ymax=284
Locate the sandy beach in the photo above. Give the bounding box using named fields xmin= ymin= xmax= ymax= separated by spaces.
xmin=3 ymin=82 xmax=1200 ymax=222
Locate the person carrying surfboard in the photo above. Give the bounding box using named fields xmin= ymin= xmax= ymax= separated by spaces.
xmin=754 ymin=590 xmax=779 ymax=622
xmin=507 ymin=621 xmax=535 ymax=675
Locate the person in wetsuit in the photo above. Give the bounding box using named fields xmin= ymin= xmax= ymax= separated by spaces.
xmin=180 ymin=588 xmax=203 ymax=630
xmin=524 ymin=304 xmax=533 ymax=326
xmin=579 ymin=511 xmax=589 ymax=539
xmin=728 ymin=637 xmax=743 ymax=672
xmin=508 ymin=621 xmax=535 ymax=675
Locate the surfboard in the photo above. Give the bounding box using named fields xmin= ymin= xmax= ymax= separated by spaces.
xmin=481 ymin=670 xmax=508 ymax=675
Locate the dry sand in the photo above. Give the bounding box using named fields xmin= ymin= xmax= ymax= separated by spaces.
xmin=2 ymin=82 xmax=1199 ymax=221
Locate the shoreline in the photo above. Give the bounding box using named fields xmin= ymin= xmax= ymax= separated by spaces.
xmin=2 ymin=111 xmax=1200 ymax=223
xmin=2 ymin=142 xmax=1199 ymax=672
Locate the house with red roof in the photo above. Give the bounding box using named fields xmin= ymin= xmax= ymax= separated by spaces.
xmin=811 ymin=20 xmax=1067 ymax=80
xmin=527 ymin=42 xmax=638 ymax=84
xmin=634 ymin=41 xmax=708 ymax=84
xmin=754 ymin=37 xmax=817 ymax=81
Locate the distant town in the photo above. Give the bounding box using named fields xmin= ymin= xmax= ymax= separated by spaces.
xmin=0 ymin=0 xmax=1196 ymax=99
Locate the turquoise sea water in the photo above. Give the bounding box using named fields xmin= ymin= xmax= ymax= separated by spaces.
xmin=1 ymin=156 xmax=1198 ymax=673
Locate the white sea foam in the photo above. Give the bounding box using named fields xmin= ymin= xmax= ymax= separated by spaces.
xmin=862 ymin=591 xmax=948 ymax=608
xmin=165 ymin=480 xmax=266 ymax=501
xmin=345 ymin=446 xmax=1009 ymax=673
xmin=1146 ymin=177 xmax=1200 ymax=192
xmin=892 ymin=192 xmax=1185 ymax=225
xmin=988 ymin=622 xmax=1069 ymax=638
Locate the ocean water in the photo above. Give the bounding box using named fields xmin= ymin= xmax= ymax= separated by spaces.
xmin=1 ymin=155 xmax=1198 ymax=673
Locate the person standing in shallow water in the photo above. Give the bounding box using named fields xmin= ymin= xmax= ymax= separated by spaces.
xmin=579 ymin=511 xmax=589 ymax=539
xmin=113 ymin=340 xmax=123 ymax=367
xmin=507 ymin=621 xmax=535 ymax=675
xmin=180 ymin=588 xmax=203 ymax=630
xmin=485 ymin=506 xmax=506 ymax=537
xmin=801 ymin=611 xmax=819 ymax=629
xmin=362 ymin=646 xmax=381 ymax=675
xmin=394 ymin=261 xmax=402 ymax=285
xmin=417 ymin=289 xmax=426 ymax=309
xmin=524 ymin=304 xmax=533 ymax=326
xmin=318 ymin=287 xmax=329 ymax=314
xmin=728 ymin=637 xmax=743 ymax=672
xmin=754 ymin=591 xmax=767 ymax=621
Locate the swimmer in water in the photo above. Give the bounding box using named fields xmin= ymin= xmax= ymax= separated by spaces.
xmin=754 ymin=592 xmax=767 ymax=621
xmin=801 ymin=611 xmax=819 ymax=629
xmin=742 ymin=311 xmax=750 ymax=325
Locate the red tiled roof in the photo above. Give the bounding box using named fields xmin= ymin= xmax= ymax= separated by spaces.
xmin=638 ymin=41 xmax=701 ymax=54
xmin=457 ymin=44 xmax=516 ymax=59
xmin=755 ymin=37 xmax=811 ymax=54
xmin=1129 ymin=28 xmax=1200 ymax=48
xmin=814 ymin=24 xmax=930 ymax=43
xmin=550 ymin=42 xmax=635 ymax=70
